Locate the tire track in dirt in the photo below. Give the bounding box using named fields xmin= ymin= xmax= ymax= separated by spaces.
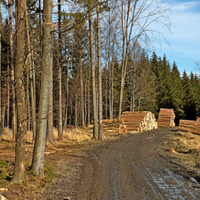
xmin=74 ymin=128 xmax=200 ymax=200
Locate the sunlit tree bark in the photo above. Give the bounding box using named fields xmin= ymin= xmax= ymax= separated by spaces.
xmin=89 ymin=4 xmax=98 ymax=139
xmin=96 ymin=0 xmax=103 ymax=140
xmin=12 ymin=0 xmax=27 ymax=183
xmin=31 ymin=0 xmax=52 ymax=176
xmin=8 ymin=0 xmax=16 ymax=139
xmin=0 ymin=0 xmax=1 ymax=135
xmin=58 ymin=0 xmax=63 ymax=137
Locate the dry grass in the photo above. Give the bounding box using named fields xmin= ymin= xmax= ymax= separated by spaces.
xmin=63 ymin=128 xmax=92 ymax=142
xmin=0 ymin=127 xmax=92 ymax=143
xmin=160 ymin=130 xmax=200 ymax=179
xmin=0 ymin=127 xmax=13 ymax=141
xmin=165 ymin=131 xmax=200 ymax=153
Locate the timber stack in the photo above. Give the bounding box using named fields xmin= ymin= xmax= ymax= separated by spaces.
xmin=120 ymin=111 xmax=157 ymax=133
xmin=88 ymin=119 xmax=122 ymax=133
xmin=157 ymin=108 xmax=175 ymax=127
xmin=102 ymin=119 xmax=122 ymax=132
xmin=178 ymin=119 xmax=196 ymax=133
xmin=179 ymin=118 xmax=200 ymax=135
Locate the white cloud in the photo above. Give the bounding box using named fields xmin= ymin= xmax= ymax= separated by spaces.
xmin=172 ymin=1 xmax=200 ymax=11
xmin=150 ymin=1 xmax=200 ymax=73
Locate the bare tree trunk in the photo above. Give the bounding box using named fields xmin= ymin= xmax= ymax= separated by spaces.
xmin=89 ymin=8 xmax=98 ymax=139
xmin=25 ymin=4 xmax=36 ymax=138
xmin=105 ymin=76 xmax=108 ymax=119
xmin=111 ymin=61 xmax=114 ymax=117
xmin=69 ymin=97 xmax=72 ymax=125
xmin=6 ymin=51 xmax=9 ymax=128
xmin=108 ymin=11 xmax=113 ymax=120
xmin=84 ymin=81 xmax=87 ymax=125
xmin=47 ymin=36 xmax=53 ymax=143
xmin=12 ymin=0 xmax=27 ymax=183
xmin=2 ymin=100 xmax=5 ymax=129
xmin=118 ymin=0 xmax=132 ymax=119
xmin=80 ymin=52 xmax=85 ymax=127
xmin=30 ymin=57 xmax=36 ymax=139
xmin=8 ymin=0 xmax=15 ymax=139
xmin=87 ymin=73 xmax=90 ymax=125
xmin=75 ymin=93 xmax=77 ymax=127
xmin=58 ymin=0 xmax=63 ymax=137
xmin=0 ymin=0 xmax=1 ymax=135
xmin=31 ymin=0 xmax=52 ymax=176
xmin=64 ymin=60 xmax=69 ymax=129
xmin=39 ymin=0 xmax=42 ymax=57
xmin=26 ymin=69 xmax=30 ymax=130
xmin=96 ymin=0 xmax=103 ymax=140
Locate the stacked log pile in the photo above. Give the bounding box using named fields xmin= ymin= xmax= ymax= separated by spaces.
xmin=178 ymin=120 xmax=196 ymax=132
xmin=194 ymin=119 xmax=200 ymax=135
xmin=179 ymin=118 xmax=200 ymax=135
xmin=88 ymin=119 xmax=122 ymax=133
xmin=120 ymin=111 xmax=157 ymax=132
xmin=102 ymin=119 xmax=122 ymax=132
xmin=157 ymin=108 xmax=175 ymax=127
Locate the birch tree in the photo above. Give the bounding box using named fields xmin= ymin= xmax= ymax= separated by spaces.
xmin=118 ymin=0 xmax=170 ymax=119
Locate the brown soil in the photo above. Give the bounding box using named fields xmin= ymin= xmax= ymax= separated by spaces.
xmin=1 ymin=127 xmax=200 ymax=199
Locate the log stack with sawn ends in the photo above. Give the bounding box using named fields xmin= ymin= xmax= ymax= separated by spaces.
xmin=178 ymin=118 xmax=200 ymax=135
xmin=157 ymin=108 xmax=175 ymax=128
xmin=120 ymin=111 xmax=157 ymax=133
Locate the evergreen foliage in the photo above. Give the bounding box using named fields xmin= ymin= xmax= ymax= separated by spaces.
xmin=171 ymin=62 xmax=185 ymax=124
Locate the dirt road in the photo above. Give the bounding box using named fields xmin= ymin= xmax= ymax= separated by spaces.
xmin=73 ymin=128 xmax=200 ymax=200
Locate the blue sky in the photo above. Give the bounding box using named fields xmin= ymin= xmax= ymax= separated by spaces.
xmin=153 ymin=0 xmax=200 ymax=75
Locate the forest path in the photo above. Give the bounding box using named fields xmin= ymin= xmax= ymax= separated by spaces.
xmin=74 ymin=128 xmax=200 ymax=200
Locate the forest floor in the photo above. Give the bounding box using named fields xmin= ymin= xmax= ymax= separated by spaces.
xmin=1 ymin=127 xmax=200 ymax=199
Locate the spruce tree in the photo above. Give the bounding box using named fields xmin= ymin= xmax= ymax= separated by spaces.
xmin=190 ymin=72 xmax=200 ymax=119
xmin=154 ymin=55 xmax=173 ymax=109
xmin=182 ymin=71 xmax=195 ymax=119
xmin=171 ymin=61 xmax=185 ymax=124
xmin=194 ymin=74 xmax=200 ymax=118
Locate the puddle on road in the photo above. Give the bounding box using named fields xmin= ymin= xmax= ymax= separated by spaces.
xmin=147 ymin=167 xmax=200 ymax=199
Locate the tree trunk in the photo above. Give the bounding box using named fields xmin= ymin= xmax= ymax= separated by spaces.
xmin=84 ymin=81 xmax=87 ymax=125
xmin=58 ymin=0 xmax=63 ymax=137
xmin=31 ymin=0 xmax=52 ymax=176
xmin=69 ymin=97 xmax=72 ymax=125
xmin=0 ymin=0 xmax=1 ymax=135
xmin=87 ymin=72 xmax=90 ymax=125
xmin=118 ymin=0 xmax=131 ymax=119
xmin=89 ymin=8 xmax=98 ymax=139
xmin=6 ymin=51 xmax=9 ymax=128
xmin=64 ymin=58 xmax=69 ymax=129
xmin=96 ymin=0 xmax=103 ymax=140
xmin=47 ymin=35 xmax=53 ymax=143
xmin=12 ymin=0 xmax=27 ymax=183
xmin=105 ymin=76 xmax=107 ymax=119
xmin=75 ymin=93 xmax=77 ymax=127
xmin=8 ymin=0 xmax=15 ymax=139
xmin=2 ymin=100 xmax=5 ymax=129
xmin=25 ymin=4 xmax=36 ymax=139
xmin=26 ymin=69 xmax=30 ymax=131
xmin=80 ymin=51 xmax=85 ymax=127
xmin=108 ymin=11 xmax=113 ymax=120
